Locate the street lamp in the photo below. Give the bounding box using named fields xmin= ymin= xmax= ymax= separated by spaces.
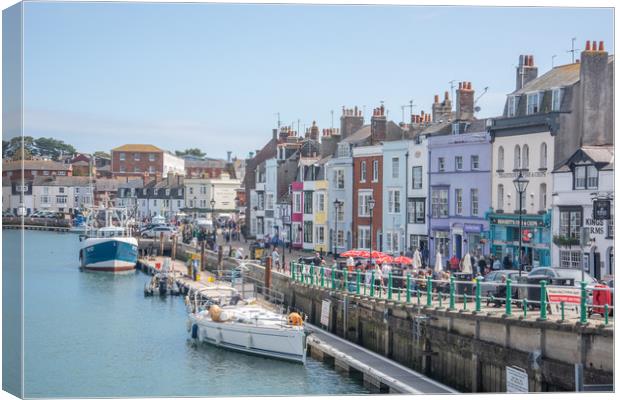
xmin=210 ymin=184 xmax=216 ymax=235
xmin=333 ymin=199 xmax=343 ymax=256
xmin=513 ymin=171 xmax=529 ymax=277
xmin=368 ymin=197 xmax=376 ymax=266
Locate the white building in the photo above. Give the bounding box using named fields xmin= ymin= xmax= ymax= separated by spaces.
xmin=32 ymin=176 xmax=93 ymax=213
xmin=185 ymin=173 xmax=241 ymax=218
xmin=2 ymin=181 xmax=34 ymax=215
xmin=552 ymin=146 xmax=614 ymax=280
xmin=162 ymin=152 xmax=186 ymax=176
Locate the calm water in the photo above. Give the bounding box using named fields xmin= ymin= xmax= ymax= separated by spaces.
xmin=12 ymin=230 xmax=370 ymax=397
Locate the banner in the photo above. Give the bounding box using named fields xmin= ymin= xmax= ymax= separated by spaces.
xmin=320 ymin=300 xmax=331 ymax=327
xmin=547 ymin=286 xmax=581 ymax=317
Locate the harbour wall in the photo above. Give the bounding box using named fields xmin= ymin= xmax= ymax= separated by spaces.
xmin=171 ymin=243 xmax=613 ymax=393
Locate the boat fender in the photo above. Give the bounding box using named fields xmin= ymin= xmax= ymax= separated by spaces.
xmin=288 ymin=312 xmax=303 ymax=326
xmin=191 ymin=324 xmax=199 ymax=339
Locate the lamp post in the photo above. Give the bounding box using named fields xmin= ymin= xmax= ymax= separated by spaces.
xmin=333 ymin=199 xmax=343 ymax=256
xmin=368 ymin=197 xmax=376 ymax=265
xmin=210 ymin=184 xmax=216 ymax=237
xmin=513 ymin=171 xmax=529 ymax=277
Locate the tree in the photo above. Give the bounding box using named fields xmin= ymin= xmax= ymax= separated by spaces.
xmin=4 ymin=136 xmax=34 ymax=159
xmin=175 ymin=148 xmax=205 ymax=158
xmin=34 ymin=137 xmax=76 ymax=160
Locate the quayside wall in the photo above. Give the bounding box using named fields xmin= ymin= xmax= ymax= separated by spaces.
xmin=172 ymin=243 xmax=613 ymax=393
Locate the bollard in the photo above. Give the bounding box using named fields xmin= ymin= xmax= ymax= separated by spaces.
xmin=463 ymin=293 xmax=468 ymax=310
xmin=406 ymin=274 xmax=412 ymax=303
xmin=356 ymin=269 xmax=361 ymax=295
xmin=449 ymin=276 xmax=455 ymax=311
xmin=523 ymin=299 xmax=528 ymax=318
xmin=560 ymin=301 xmax=565 ymax=322
xmin=426 ymin=276 xmax=432 ymax=307
xmin=604 ymin=304 xmax=609 ymax=325
xmin=475 ymin=277 xmax=482 ymax=312
xmin=320 ymin=266 xmax=325 ymax=287
xmin=370 ymin=271 xmax=375 ymax=297
xmin=539 ymin=281 xmax=547 ymax=321
xmin=505 ymin=279 xmax=512 ymax=316
xmin=388 ymin=272 xmax=393 ymax=300
xmin=580 ymin=281 xmax=587 ymax=324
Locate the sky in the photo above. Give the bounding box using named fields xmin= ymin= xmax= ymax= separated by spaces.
xmin=12 ymin=2 xmax=615 ymax=159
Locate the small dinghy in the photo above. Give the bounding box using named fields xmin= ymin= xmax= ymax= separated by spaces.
xmin=144 ymin=272 xmax=181 ymax=296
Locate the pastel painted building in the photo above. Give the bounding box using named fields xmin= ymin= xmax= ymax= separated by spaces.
xmin=326 ymin=141 xmax=355 ymax=255
xmin=313 ymin=179 xmax=329 ymax=253
xmin=381 ymin=140 xmax=410 ymax=255
xmin=428 ymin=120 xmax=492 ymax=263
xmin=290 ymin=181 xmax=304 ymax=249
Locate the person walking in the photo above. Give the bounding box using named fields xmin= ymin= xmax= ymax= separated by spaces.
xmin=272 ymin=248 xmax=281 ymax=272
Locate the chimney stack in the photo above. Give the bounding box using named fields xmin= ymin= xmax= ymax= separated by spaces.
xmin=227 ymin=151 xmax=232 ymax=163
xmin=340 ymin=105 xmax=364 ymax=139
xmin=370 ymin=104 xmax=387 ymax=144
xmin=516 ymin=54 xmax=538 ymax=91
xmin=432 ymin=91 xmax=452 ymax=122
xmin=456 ymin=81 xmax=475 ymax=121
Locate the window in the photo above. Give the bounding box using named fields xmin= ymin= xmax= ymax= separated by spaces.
xmin=471 ymin=155 xmax=479 ymax=170
xmin=334 ymin=169 xmax=345 ymax=189
xmin=120 ymin=152 xmax=126 ymax=161
xmin=177 ymin=200 xmax=181 ymax=207
xmin=336 ymin=205 xmax=344 ymax=222
xmin=438 ymin=157 xmax=445 ymax=172
xmin=189 ymin=187 xmax=194 ymax=195
xmin=514 ymin=145 xmax=521 ymax=170
xmin=388 ymin=189 xmax=401 ymax=213
xmin=522 ymin=145 xmax=529 ymax=169
xmin=149 ymin=153 xmax=156 ymax=162
xmin=540 ymin=143 xmax=547 ymax=169
xmin=471 ymin=189 xmax=479 ymax=216
xmin=134 ymin=166 xmax=141 ymax=173
xmin=372 ymin=160 xmax=379 ymax=181
xmin=431 ymin=189 xmax=448 ymax=218
xmin=304 ymin=221 xmax=313 ymax=243
xmin=607 ymin=217 xmax=614 ymax=238
xmin=149 ymin=166 xmax=155 ymax=173
xmin=385 ymin=232 xmax=400 ymax=253
xmin=266 ymin=193 xmax=274 ymax=210
xmin=587 ymin=166 xmax=598 ymax=189
xmin=412 ymin=166 xmax=422 ymax=189
xmin=455 ymin=156 xmax=463 ymax=171
xmin=360 ymin=161 xmax=367 ymax=182
xmin=40 ymin=195 xmax=50 ymax=204
xmin=75 ymin=188 xmax=80 ymax=193
xmin=153 ymin=199 xmax=157 ymax=206
xmin=507 ymin=96 xmax=517 ymax=117
xmin=560 ymin=250 xmax=582 ymax=269
xmin=257 ymin=193 xmax=265 ymax=210
xmin=303 ymin=191 xmax=313 ymax=213
xmin=407 ymin=198 xmax=425 ymax=224
xmin=551 ymin=88 xmax=562 ymax=111
xmin=358 ymin=226 xmax=371 ymax=249
xmin=455 ymin=189 xmax=463 ymax=215
xmin=498 ymin=146 xmax=505 ymax=170
xmin=134 ymin=153 xmax=140 ymax=161
xmin=336 ymin=230 xmax=345 ymax=247
xmin=59 ymin=187 xmax=65 ymax=194
xmin=497 ymin=184 xmax=504 ymax=210
xmin=316 ymin=193 xmax=325 ymax=212
xmin=526 ymin=92 xmax=540 ymax=114
xmin=120 ymin=164 xmax=126 ymax=172
xmin=293 ymin=192 xmax=302 ymax=213
xmin=392 ymin=157 xmax=399 ymax=178
xmin=559 ymin=208 xmax=582 ymax=239
xmin=539 ymin=183 xmax=547 ymax=211
xmin=56 ymin=195 xmax=67 ymax=204
xmin=358 ymin=191 xmax=373 ymax=217
xmin=315 ymin=225 xmax=325 ymax=244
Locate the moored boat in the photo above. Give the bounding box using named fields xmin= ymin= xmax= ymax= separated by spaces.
xmin=186 ymin=287 xmax=307 ymax=363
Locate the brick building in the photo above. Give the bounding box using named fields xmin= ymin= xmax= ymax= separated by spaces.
xmin=2 ymin=159 xmax=72 ymax=182
xmin=352 ymin=145 xmax=383 ymax=251
xmin=110 ymin=144 xmax=185 ymax=178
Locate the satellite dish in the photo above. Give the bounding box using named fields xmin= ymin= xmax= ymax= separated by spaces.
xmin=474 ymin=106 xmax=481 ymax=112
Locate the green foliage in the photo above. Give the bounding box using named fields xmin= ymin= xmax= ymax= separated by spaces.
xmin=552 ymin=235 xmax=579 ymax=247
xmin=175 ymin=148 xmax=205 ymax=158
xmin=3 ymin=136 xmax=76 ymax=160
xmin=34 ymin=137 xmax=76 ymax=160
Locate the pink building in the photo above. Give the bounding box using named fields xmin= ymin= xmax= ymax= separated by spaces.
xmin=291 ymin=181 xmax=304 ymax=249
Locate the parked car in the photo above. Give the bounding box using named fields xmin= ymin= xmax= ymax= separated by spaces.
xmin=528 ymin=267 xmax=597 ymax=286
xmin=2 ymin=210 xmax=16 ymax=218
xmin=480 ymin=270 xmax=521 ymax=300
xmin=31 ymin=210 xmax=55 ymax=219
xmin=141 ymin=225 xmax=177 ymax=239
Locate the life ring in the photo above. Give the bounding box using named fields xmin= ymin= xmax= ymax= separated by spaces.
xmin=287 ymin=312 xmax=303 ymax=326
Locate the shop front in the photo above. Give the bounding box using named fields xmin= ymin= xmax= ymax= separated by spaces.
xmin=487 ymin=211 xmax=552 ymax=268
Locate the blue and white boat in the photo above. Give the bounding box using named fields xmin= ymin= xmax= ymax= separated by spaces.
xmin=79 ymin=207 xmax=138 ymax=273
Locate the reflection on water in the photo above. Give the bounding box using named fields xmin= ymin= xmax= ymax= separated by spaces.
xmin=16 ymin=230 xmax=369 ymax=397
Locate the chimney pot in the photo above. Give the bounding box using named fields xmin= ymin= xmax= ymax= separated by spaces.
xmin=599 ymin=41 xmax=604 ymax=51
xmin=585 ymin=40 xmax=591 ymax=51
xmin=434 ymin=94 xmax=439 ymax=103
xmin=593 ymin=41 xmax=598 ymax=51
xmin=444 ymin=91 xmax=449 ymax=100
xmin=458 ymin=82 xmax=463 ymax=89
xmin=530 ymin=55 xmax=534 ymax=66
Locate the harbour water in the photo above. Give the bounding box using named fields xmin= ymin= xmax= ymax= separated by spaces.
xmin=12 ymin=230 xmax=370 ymax=397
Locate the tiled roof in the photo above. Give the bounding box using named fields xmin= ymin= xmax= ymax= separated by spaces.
xmin=111 ymin=144 xmax=162 ymax=152
xmin=33 ymin=176 xmax=93 ymax=187
xmin=2 ymin=160 xmax=72 ymax=171
xmin=513 ymin=62 xmax=581 ymax=95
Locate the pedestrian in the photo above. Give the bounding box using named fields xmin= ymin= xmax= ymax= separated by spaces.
xmin=364 ymin=263 xmax=372 ymax=291
xmin=346 ymin=256 xmax=355 ymax=273
xmin=503 ymin=253 xmax=513 ymax=269
xmin=272 ymin=248 xmax=281 ymax=271
xmin=449 ymin=254 xmax=460 ymax=272
xmin=477 ymin=257 xmax=487 ymax=275
xmin=374 ymin=263 xmax=383 ymax=295
xmin=493 ymin=256 xmax=502 ymax=271
xmin=235 ymin=247 xmax=244 ymax=259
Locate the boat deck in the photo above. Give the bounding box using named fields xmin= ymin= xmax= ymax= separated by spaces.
xmin=305 ymin=323 xmax=458 ymax=394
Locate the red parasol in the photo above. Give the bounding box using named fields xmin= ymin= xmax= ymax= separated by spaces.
xmin=340 ymin=249 xmax=368 ymax=258
xmin=393 ymin=256 xmax=413 ymax=265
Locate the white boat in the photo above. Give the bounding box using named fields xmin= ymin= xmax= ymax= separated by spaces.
xmin=186 ymin=287 xmax=306 ymax=363
xmin=79 ymin=207 xmax=138 ymax=273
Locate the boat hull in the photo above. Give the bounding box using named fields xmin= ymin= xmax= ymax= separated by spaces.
xmin=80 ymin=237 xmax=138 ymax=272
xmin=188 ymin=315 xmax=306 ymax=363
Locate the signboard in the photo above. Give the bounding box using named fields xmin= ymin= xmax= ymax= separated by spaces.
xmin=593 ymin=200 xmax=611 ymax=220
xmin=547 ymin=286 xmax=581 ymax=318
xmin=506 ymin=366 xmax=529 ymax=393
xmin=320 ymin=300 xmax=331 ymax=327
xmin=490 ymin=217 xmax=546 ymax=228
